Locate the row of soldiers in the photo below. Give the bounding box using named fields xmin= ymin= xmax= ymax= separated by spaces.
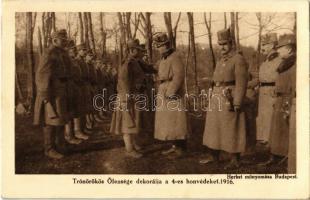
xmin=33 ymin=29 xmax=116 ymax=159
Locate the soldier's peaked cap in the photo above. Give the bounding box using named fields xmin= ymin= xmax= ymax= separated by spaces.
xmin=127 ymin=39 xmax=144 ymax=50
xmin=51 ymin=29 xmax=68 ymax=40
xmin=153 ymin=32 xmax=169 ymax=47
xmin=217 ymin=28 xmax=232 ymax=45
xmin=277 ymin=34 xmax=296 ymax=48
xmin=76 ymin=43 xmax=87 ymax=51
xmin=261 ymin=33 xmax=278 ymax=45
xmin=67 ymin=40 xmax=76 ymax=49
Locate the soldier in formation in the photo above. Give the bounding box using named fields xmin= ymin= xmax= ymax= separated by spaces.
xmin=33 ymin=29 xmax=72 ymax=159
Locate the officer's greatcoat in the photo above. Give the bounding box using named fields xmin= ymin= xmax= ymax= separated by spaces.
xmin=33 ymin=45 xmax=71 ymax=126
xmin=270 ymin=55 xmax=296 ymax=157
xmin=203 ymin=51 xmax=248 ymax=153
xmin=154 ymin=50 xmax=189 ymax=141
xmin=110 ymin=57 xmax=145 ymax=135
xmin=256 ymin=50 xmax=282 ymax=141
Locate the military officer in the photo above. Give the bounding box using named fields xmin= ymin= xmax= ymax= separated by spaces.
xmin=110 ymin=39 xmax=146 ymax=158
xmin=256 ymin=33 xmax=282 ymax=145
xmin=33 ymin=29 xmax=72 ymax=159
xmin=138 ymin=43 xmax=157 ymax=133
xmin=200 ymin=28 xmax=248 ymax=169
xmin=261 ymin=34 xmax=296 ymax=167
xmin=153 ymin=32 xmax=189 ymax=157
xmin=66 ymin=41 xmax=89 ymax=141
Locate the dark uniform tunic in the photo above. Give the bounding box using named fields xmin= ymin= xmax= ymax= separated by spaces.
xmin=110 ymin=57 xmax=145 ymax=135
xmin=69 ymin=57 xmax=85 ymax=117
xmin=203 ymin=51 xmax=248 ymax=153
xmin=33 ymin=45 xmax=71 ymax=126
xmin=76 ymin=57 xmax=93 ymax=114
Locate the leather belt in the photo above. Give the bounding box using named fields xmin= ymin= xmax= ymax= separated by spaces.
xmin=214 ymin=81 xmax=235 ymax=87
xmin=260 ymin=82 xmax=275 ymax=87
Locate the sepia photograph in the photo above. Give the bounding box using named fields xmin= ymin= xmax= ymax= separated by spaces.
xmin=14 ymin=11 xmax=298 ymax=174
xmin=2 ymin=0 xmax=309 ymax=198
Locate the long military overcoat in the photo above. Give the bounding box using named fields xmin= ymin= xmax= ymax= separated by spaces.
xmin=270 ymin=56 xmax=296 ymax=157
xmin=203 ymin=51 xmax=248 ymax=153
xmin=33 ymin=45 xmax=71 ymax=126
xmin=110 ymin=57 xmax=145 ymax=135
xmin=76 ymin=57 xmax=93 ymax=114
xmin=69 ymin=57 xmax=85 ymax=117
xmin=256 ymin=50 xmax=282 ymax=141
xmin=154 ymin=50 xmax=189 ymax=141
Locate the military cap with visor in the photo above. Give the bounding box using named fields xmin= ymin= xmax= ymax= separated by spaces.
xmin=51 ymin=29 xmax=68 ymax=40
xmin=217 ymin=28 xmax=232 ymax=45
xmin=277 ymin=34 xmax=296 ymax=48
xmin=127 ymin=39 xmax=144 ymax=50
xmin=153 ymin=32 xmax=170 ymax=47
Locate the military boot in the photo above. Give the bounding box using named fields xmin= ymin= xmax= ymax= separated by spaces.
xmin=64 ymin=122 xmax=82 ymax=144
xmin=74 ymin=118 xmax=89 ymax=140
xmin=123 ymin=134 xmax=143 ymax=158
xmin=43 ymin=125 xmax=64 ymax=159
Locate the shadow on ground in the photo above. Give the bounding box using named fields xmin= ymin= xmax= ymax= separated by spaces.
xmin=15 ymin=114 xmax=287 ymax=174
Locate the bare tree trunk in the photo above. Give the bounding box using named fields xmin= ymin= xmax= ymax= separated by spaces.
xmin=125 ymin=12 xmax=132 ymax=40
xmin=78 ymin=12 xmax=84 ymax=44
xmin=132 ymin=13 xmax=141 ymax=39
xmin=164 ymin=12 xmax=174 ymax=48
xmin=87 ymin=12 xmax=96 ymax=54
xmin=224 ymin=12 xmax=227 ymax=29
xmin=37 ymin=27 xmax=43 ymax=55
xmin=51 ymin=12 xmax=56 ymax=33
xmin=26 ymin=12 xmax=36 ymax=109
xmin=293 ymin=12 xmax=297 ymax=35
xmin=83 ymin=12 xmax=90 ymax=49
xmin=173 ymin=12 xmax=181 ymax=49
xmin=187 ymin=12 xmax=199 ymax=94
xmin=99 ymin=12 xmax=107 ymax=58
xmin=117 ymin=12 xmax=126 ymax=64
xmin=256 ymin=12 xmax=262 ymax=67
xmin=235 ymin=12 xmax=240 ymax=51
xmin=16 ymin=73 xmax=24 ymax=102
xmin=204 ymin=12 xmax=216 ymax=70
xmin=230 ymin=12 xmax=236 ymax=49
xmin=185 ymin=32 xmax=191 ymax=95
xmin=145 ymin=13 xmax=153 ymax=63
